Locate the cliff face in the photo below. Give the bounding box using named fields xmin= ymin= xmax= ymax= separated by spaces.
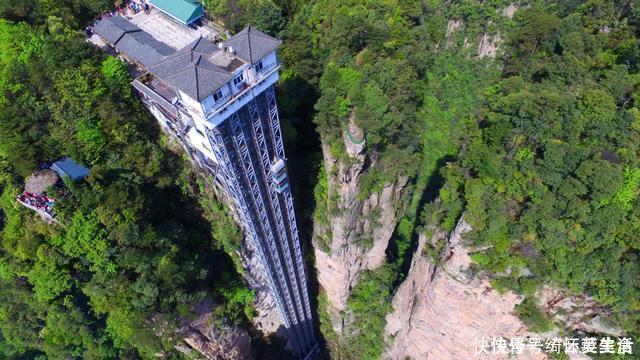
xmin=384 ymin=218 xmax=624 ymax=360
xmin=211 ymin=185 xmax=289 ymax=343
xmin=384 ymin=219 xmax=540 ymax=359
xmin=313 ymin=122 xmax=407 ymax=329
xmin=175 ymin=303 xmax=253 ymax=360
xmin=445 ymin=3 xmax=520 ymax=59
xmin=241 ymin=239 xmax=290 ymax=341
xmin=535 ymin=285 xmax=626 ymax=338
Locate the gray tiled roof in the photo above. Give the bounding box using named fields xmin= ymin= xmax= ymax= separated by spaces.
xmin=148 ymin=38 xmax=233 ymax=101
xmin=94 ymin=18 xmax=126 ymax=44
xmin=105 ymin=15 xmax=139 ymax=33
xmin=94 ymin=19 xmax=282 ymax=103
xmin=191 ymin=36 xmax=219 ymax=55
xmin=224 ymin=26 xmax=282 ymax=64
xmin=93 ymin=15 xmax=174 ymax=67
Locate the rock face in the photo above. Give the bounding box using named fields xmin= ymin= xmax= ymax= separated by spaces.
xmin=477 ymin=32 xmax=502 ymax=59
xmin=384 ymin=218 xmax=623 ymax=360
xmin=313 ymin=122 xmax=407 ymax=330
xmin=444 ymin=6 xmax=518 ymax=58
xmin=502 ymin=3 xmax=519 ymax=19
xmin=176 ymin=304 xmax=253 ymax=360
xmin=385 ymin=219 xmax=544 ymax=359
xmin=536 ymin=286 xmax=626 ymax=338
xmin=240 ymin=239 xmax=292 ymax=347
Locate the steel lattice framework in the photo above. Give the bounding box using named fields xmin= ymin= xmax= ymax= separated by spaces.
xmin=206 ymin=85 xmax=316 ymax=357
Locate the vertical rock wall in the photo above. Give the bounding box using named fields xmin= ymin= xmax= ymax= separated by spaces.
xmin=384 ymin=218 xmax=623 ymax=360
xmin=240 ymin=239 xmax=290 ymax=342
xmin=313 ymin=122 xmax=407 ymax=330
xmin=384 ymin=219 xmax=543 ymax=359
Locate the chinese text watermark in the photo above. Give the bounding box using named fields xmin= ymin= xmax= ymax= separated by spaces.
xmin=474 ymin=336 xmax=633 ymax=355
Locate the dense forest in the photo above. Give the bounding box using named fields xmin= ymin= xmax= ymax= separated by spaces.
xmin=445 ymin=1 xmax=640 ymax=336
xmin=280 ymin=0 xmax=640 ymax=358
xmin=0 ymin=1 xmax=254 ymax=358
xmin=1 ymin=0 xmax=640 ymax=359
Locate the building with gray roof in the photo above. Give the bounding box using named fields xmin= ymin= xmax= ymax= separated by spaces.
xmin=147 ymin=37 xmax=232 ymax=101
xmin=93 ymin=15 xmax=174 ymax=67
xmin=223 ymin=26 xmax=282 ymax=64
xmin=94 ymin=16 xmax=281 ymax=105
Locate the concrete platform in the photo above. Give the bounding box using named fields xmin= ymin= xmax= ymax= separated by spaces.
xmin=129 ymin=8 xmax=219 ymax=50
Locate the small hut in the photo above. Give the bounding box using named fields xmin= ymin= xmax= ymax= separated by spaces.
xmin=50 ymin=157 xmax=90 ymax=181
xmin=17 ymin=158 xmax=88 ymax=222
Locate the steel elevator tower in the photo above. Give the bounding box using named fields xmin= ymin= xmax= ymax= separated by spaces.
xmin=209 ymin=86 xmax=316 ymax=355
xmin=93 ymin=17 xmax=316 ymax=357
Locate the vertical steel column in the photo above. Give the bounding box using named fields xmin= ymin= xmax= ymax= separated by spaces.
xmin=247 ymin=97 xmax=315 ymax=346
xmin=228 ymin=111 xmax=310 ymax=353
xmin=207 ymin=126 xmax=303 ymax=354
xmin=265 ymin=86 xmax=315 ymax=343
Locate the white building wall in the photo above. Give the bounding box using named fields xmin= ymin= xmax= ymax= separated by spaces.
xmin=230 ymin=65 xmax=250 ymax=94
xmin=254 ymin=52 xmax=278 ymax=78
xmin=201 ymin=85 xmax=232 ymax=114
xmin=185 ymin=127 xmax=217 ymax=161
xmin=179 ymin=90 xmax=206 ymax=118
xmin=159 ymin=52 xmax=281 ymax=165
xmin=205 ymin=66 xmax=280 ymax=127
xmin=148 ymin=103 xmax=170 ymax=128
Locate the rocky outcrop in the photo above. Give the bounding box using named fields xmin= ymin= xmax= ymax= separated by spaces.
xmin=477 ymin=32 xmax=502 ymax=58
xmin=536 ymin=286 xmax=625 ymax=338
xmin=313 ymin=120 xmax=407 ymax=330
xmin=444 ymin=4 xmax=520 ymax=58
xmin=477 ymin=3 xmax=522 ymax=58
xmin=384 ymin=219 xmax=543 ymax=359
xmin=446 ymin=19 xmax=463 ymax=37
xmin=384 ymin=218 xmax=622 ymax=360
xmin=502 ymin=3 xmax=519 ymax=19
xmin=176 ymin=302 xmax=253 ymax=360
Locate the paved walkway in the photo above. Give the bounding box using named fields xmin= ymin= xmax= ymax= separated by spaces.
xmin=129 ymin=8 xmax=219 ymax=50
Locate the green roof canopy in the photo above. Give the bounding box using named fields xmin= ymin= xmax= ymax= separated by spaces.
xmin=149 ymin=0 xmax=204 ymax=25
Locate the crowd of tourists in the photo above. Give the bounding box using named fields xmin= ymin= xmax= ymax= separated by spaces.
xmin=116 ymin=0 xmax=150 ymax=17
xmin=86 ymin=0 xmax=150 ymax=35
xmin=17 ymin=192 xmax=55 ymax=217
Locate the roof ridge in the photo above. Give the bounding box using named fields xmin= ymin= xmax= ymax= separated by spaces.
xmin=113 ymin=32 xmax=126 ymax=45
xmin=192 ymin=36 xmax=202 ymax=50
xmin=198 ymin=62 xmax=232 ymax=74
xmin=241 ymin=26 xmax=271 ymax=39
xmin=194 ymin=66 xmax=200 ymax=100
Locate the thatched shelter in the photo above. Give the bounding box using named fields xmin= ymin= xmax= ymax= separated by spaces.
xmin=25 ymin=170 xmax=59 ymax=195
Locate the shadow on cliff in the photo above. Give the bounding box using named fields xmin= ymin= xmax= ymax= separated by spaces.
xmin=386 ymin=154 xmax=457 ymax=286
xmin=278 ymin=74 xmax=330 ymax=359
xmin=278 ymin=76 xmax=329 ymax=359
